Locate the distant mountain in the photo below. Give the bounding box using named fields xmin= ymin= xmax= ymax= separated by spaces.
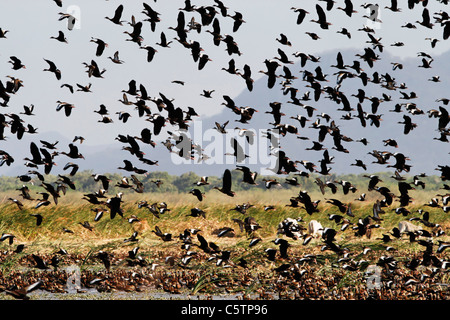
xmin=195 ymin=47 xmax=450 ymax=177
xmin=2 ymin=48 xmax=448 ymax=178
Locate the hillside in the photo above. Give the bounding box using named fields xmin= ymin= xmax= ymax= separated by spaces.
xmin=2 ymin=48 xmax=448 ymax=179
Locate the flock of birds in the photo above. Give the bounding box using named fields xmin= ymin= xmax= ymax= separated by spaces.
xmin=0 ymin=0 xmax=450 ymax=300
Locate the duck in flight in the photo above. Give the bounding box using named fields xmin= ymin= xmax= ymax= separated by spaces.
xmin=214 ymin=169 xmax=236 ymax=197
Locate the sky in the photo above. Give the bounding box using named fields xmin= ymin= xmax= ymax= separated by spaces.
xmin=0 ymin=0 xmax=449 ymax=176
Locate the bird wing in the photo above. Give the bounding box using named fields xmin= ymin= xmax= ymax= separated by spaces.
xmin=197 ymin=233 xmax=209 ymax=249
xmin=231 ymin=137 xmax=244 ymax=159
xmin=30 ymin=142 xmax=42 ymax=164
xmin=223 ymin=169 xmax=232 ymax=192
xmin=316 ymin=4 xmax=327 ymax=22
xmin=422 ymin=8 xmax=430 ymax=25
xmin=113 ymin=4 xmax=124 ymax=20
xmin=44 ymin=59 xmax=57 ymax=70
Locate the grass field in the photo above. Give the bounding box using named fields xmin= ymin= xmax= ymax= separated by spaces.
xmin=0 ymin=186 xmax=449 ymax=300
xmin=0 ymin=187 xmax=447 ymax=249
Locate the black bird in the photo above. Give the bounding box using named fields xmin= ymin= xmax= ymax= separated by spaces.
xmin=238 ymin=64 xmax=254 ymax=91
xmin=437 ymin=241 xmax=450 ymax=254
xmin=266 ymin=101 xmax=284 ymax=125
xmin=58 ymin=12 xmax=76 ymax=30
xmin=337 ymin=0 xmax=357 ymax=17
xmin=60 ymin=83 xmax=73 ymax=93
xmin=90 ymin=37 xmax=108 ymax=57
xmin=311 ymin=4 xmax=331 ymax=29
xmin=217 ymin=227 xmax=235 ymax=238
xmin=213 ymin=169 xmax=235 ymax=197
xmin=196 ymin=233 xmax=218 ymax=254
xmin=8 ymin=197 xmax=24 ymax=210
xmin=30 ymin=214 xmax=43 ymax=226
xmin=0 ymin=28 xmax=9 ymax=38
xmin=236 ymin=165 xmax=257 ymax=184
xmin=331 ymin=51 xmax=346 ymax=70
xmin=13 ymin=244 xmax=25 ymax=254
xmin=213 ymin=0 xmax=228 ymax=17
xmin=260 ymin=59 xmax=280 ymax=89
xmin=43 ymin=59 xmax=61 ymax=80
xmin=20 ymin=104 xmax=35 ymax=116
xmin=32 ymin=254 xmax=49 ymax=270
xmin=205 ymin=17 xmax=222 ymax=46
xmin=194 ymin=176 xmax=209 ymax=186
xmin=273 ymin=238 xmax=290 ymax=259
xmin=225 ymin=137 xmax=249 ymax=163
xmin=275 ymin=48 xmax=294 ymax=64
xmin=40 ymin=182 xmax=60 ymax=205
xmin=92 ymin=174 xmax=111 ymax=190
xmin=50 ymin=30 xmax=67 ymax=43
xmin=106 ymin=195 xmax=123 ymax=219
xmin=142 ymin=2 xmax=162 ymax=31
xmin=0 ymin=233 xmax=15 ymax=245
xmin=351 ymin=159 xmax=367 ymax=171
xmin=198 ymin=54 xmax=211 ymax=70
xmin=398 ymin=115 xmax=417 ymax=135
xmin=124 ymin=20 xmax=143 ymax=45
xmin=319 ymin=0 xmax=335 ymax=11
xmin=96 ymin=251 xmax=111 ymax=271
xmin=337 ymin=27 xmax=352 ymax=39
xmin=79 ymin=221 xmax=94 ymax=231
xmin=326 ymin=198 xmax=348 ymax=213
xmin=4 ymin=280 xmax=42 ymax=300
xmin=189 ymin=188 xmax=205 ymax=201
xmin=443 ymin=21 xmax=450 ymax=40
xmin=122 ymin=231 xmax=138 ymax=243
xmin=156 ymin=32 xmax=172 ymax=48
xmin=417 ymin=8 xmax=434 ymax=29
xmin=56 ymin=101 xmax=75 ymax=117
xmin=385 ymin=0 xmax=401 ymax=12
xmin=105 ymin=5 xmax=125 ymax=25
xmin=222 ymin=58 xmax=239 ymax=74
xmin=9 ymin=56 xmax=25 ymax=70
xmin=108 ymin=51 xmax=124 ymax=64
xmin=291 ymin=7 xmax=309 ymax=25
xmin=61 ymin=143 xmax=83 ymax=159
xmin=76 ymin=83 xmax=92 ymax=93
xmin=365 ymin=174 xmax=382 ymax=191
xmin=265 ymin=248 xmax=277 ymax=261
xmin=228 ymin=11 xmax=245 ymax=32
xmin=35 ymin=200 xmax=51 ymax=209
xmin=189 ymin=207 xmax=206 ymax=218
xmin=141 ymin=46 xmax=158 ymax=62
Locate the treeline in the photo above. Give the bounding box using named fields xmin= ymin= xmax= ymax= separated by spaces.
xmin=0 ymin=170 xmax=445 ymax=196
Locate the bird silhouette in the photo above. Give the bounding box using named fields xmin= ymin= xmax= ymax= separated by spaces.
xmin=43 ymin=59 xmax=61 ymax=80
xmin=214 ymin=169 xmax=235 ymax=197
xmin=106 ymin=4 xmax=125 ymax=25
xmin=225 ymin=137 xmax=249 ymax=163
xmin=311 ymin=4 xmax=331 ymax=29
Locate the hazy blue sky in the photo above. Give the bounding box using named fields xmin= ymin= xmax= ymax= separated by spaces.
xmin=1 ymin=0 xmax=449 ymax=145
xmin=0 ymin=0 xmax=449 ymax=176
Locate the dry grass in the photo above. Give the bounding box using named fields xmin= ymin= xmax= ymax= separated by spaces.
xmin=0 ymin=187 xmax=448 ymax=258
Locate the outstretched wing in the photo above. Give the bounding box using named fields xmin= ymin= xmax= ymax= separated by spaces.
xmin=223 ymin=169 xmax=232 ymax=192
